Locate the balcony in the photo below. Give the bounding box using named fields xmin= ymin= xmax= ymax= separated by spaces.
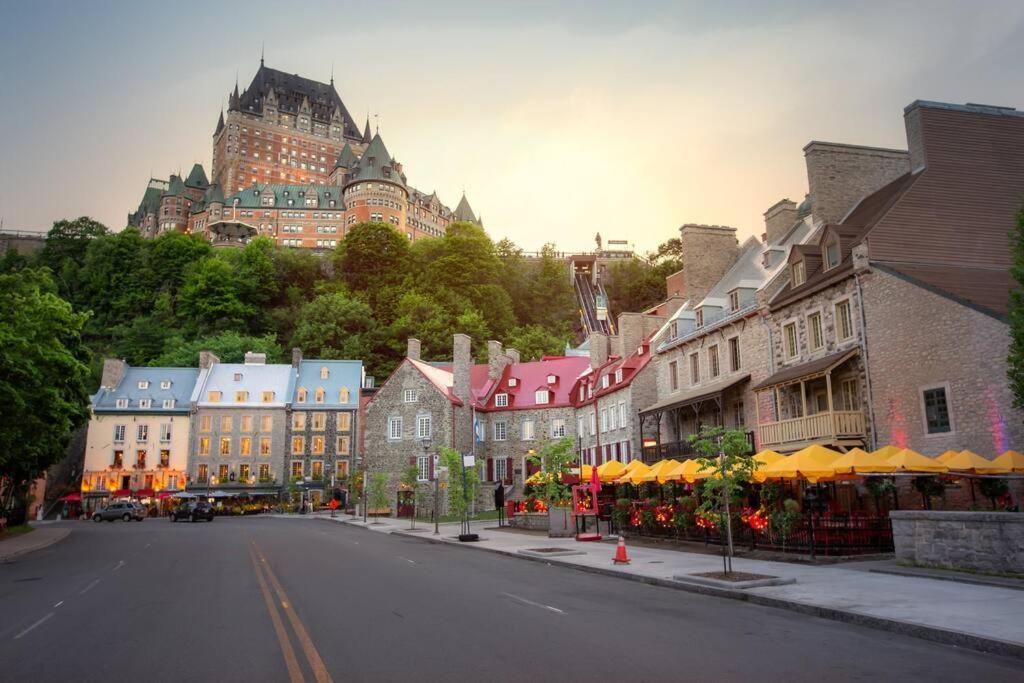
xmin=643 ymin=431 xmax=755 ymax=463
xmin=758 ymin=410 xmax=866 ymax=450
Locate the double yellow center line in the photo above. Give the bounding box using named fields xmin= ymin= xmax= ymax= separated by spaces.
xmin=249 ymin=540 xmax=333 ymax=683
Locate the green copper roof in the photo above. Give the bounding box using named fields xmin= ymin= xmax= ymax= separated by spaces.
xmin=453 ymin=193 xmax=478 ymax=223
xmin=224 ymin=183 xmax=343 ymax=209
xmin=347 ymin=134 xmax=405 ymax=188
xmin=334 ymin=143 xmax=358 ymax=169
xmin=184 ymin=163 xmax=209 ymax=189
xmin=164 ymin=175 xmax=185 ymax=197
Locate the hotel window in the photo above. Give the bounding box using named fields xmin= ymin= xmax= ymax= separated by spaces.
xmin=784 ymin=322 xmax=799 ymax=359
xmin=235 ymin=391 xmax=249 ymax=402
xmin=259 ymin=437 xmax=271 ymax=456
xmin=689 ymin=353 xmax=700 ymax=384
xmin=159 ymin=424 xmax=172 ymax=442
xmin=922 ymin=386 xmax=952 ymax=434
xmin=493 ymin=421 xmax=507 ymax=441
xmin=240 ymin=415 xmax=253 ymax=432
xmin=312 ymin=460 xmax=324 ymax=479
xmin=388 ymin=417 xmax=403 ymax=440
xmin=162 ymin=399 xmax=176 ymax=409
xmin=112 ymin=450 xmax=124 ymax=468
xmin=417 ymin=414 xmax=432 ymax=439
xmin=136 ymin=450 xmax=146 ymax=468
xmin=337 ymin=435 xmax=351 ymax=455
xmin=208 ymin=391 xmax=222 ymax=402
xmin=114 ymin=424 xmax=126 ymax=442
xmin=840 ymin=378 xmax=860 ymax=411
xmin=197 ymin=464 xmax=209 ymax=482
xmin=728 ymin=337 xmax=741 ymax=372
xmin=139 ymin=399 xmax=152 ymax=409
xmin=808 ymin=312 xmax=824 ymax=351
xmin=336 ymin=461 xmax=349 ymax=479
xmin=221 ymin=416 xmax=232 ymax=432
xmin=137 ymin=425 xmax=149 ymax=442
xmin=668 ymin=361 xmax=678 ymax=391
xmin=259 ymin=463 xmax=271 ymax=481
xmin=835 ymin=300 xmax=854 ymax=341
xmin=116 ymin=398 xmax=128 ymax=409
xmin=292 ymin=436 xmax=305 ymax=454
xmin=314 ymin=388 xmax=325 ymax=403
xmin=199 ymin=438 xmax=210 ymax=456
xmin=240 ymin=437 xmax=252 ymax=456
xmin=495 ymin=393 xmax=509 ymax=407
xmin=824 ymin=238 xmax=840 ymax=270
xmin=729 ymin=290 xmax=740 ymax=312
xmin=708 ymin=345 xmax=720 ymax=378
xmin=550 ymin=419 xmax=566 ymax=438
xmin=220 ymin=437 xmax=231 ymax=456
xmin=791 ymin=260 xmax=806 ymax=287
xmin=297 ymin=387 xmax=307 ymax=403
xmin=403 ymin=389 xmax=417 ymax=403
xmin=337 ymin=412 xmax=351 ymax=432
xmin=239 ymin=464 xmax=250 ymax=481
xmin=260 ymin=416 xmax=273 ymax=432
xmin=522 ymin=420 xmax=536 ymax=441
xmin=312 ymin=412 xmax=326 ymax=431
xmin=159 ymin=450 xmax=170 ymax=468
xmin=312 ymin=436 xmax=325 ymax=454
xmin=292 ymin=412 xmax=306 ymax=430
xmin=262 ymin=391 xmax=274 ymax=403
xmin=291 ymin=461 xmax=304 ymax=479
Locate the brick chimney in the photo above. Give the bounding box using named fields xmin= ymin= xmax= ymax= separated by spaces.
xmin=406 ymin=338 xmax=421 ymax=361
xmin=291 ymin=348 xmax=302 ymax=368
xmin=762 ymin=198 xmax=797 ymax=244
xmin=487 ymin=340 xmax=510 ymax=380
xmin=679 ymin=224 xmax=738 ymax=304
xmin=452 ymin=334 xmax=471 ymax=402
xmin=803 ymin=141 xmax=909 ymax=226
xmin=244 ymin=352 xmax=266 ymax=365
xmin=100 ymin=358 xmax=127 ymax=389
xmin=199 ymin=350 xmax=220 ymax=369
xmin=589 ymin=332 xmax=609 ymax=369
xmin=504 ymin=347 xmax=520 ymax=365
xmin=618 ymin=312 xmax=665 ymax=358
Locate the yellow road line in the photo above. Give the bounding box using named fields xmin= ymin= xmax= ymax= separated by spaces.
xmin=249 ymin=544 xmax=305 ymax=683
xmin=253 ymin=541 xmax=333 ymax=683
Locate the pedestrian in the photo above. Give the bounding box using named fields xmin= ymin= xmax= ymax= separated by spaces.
xmin=494 ymin=482 xmax=505 ymax=527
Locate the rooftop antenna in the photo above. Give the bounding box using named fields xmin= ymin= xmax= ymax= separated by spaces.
xmin=260 ymin=42 xmax=264 ymax=67
xmin=330 ymin=61 xmax=334 ymax=86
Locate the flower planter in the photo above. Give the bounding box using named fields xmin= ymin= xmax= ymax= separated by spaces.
xmin=548 ymin=506 xmax=573 ymax=538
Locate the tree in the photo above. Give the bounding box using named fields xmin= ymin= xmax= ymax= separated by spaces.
xmin=77 ymin=229 xmax=152 ymax=333
xmin=291 ymin=292 xmax=376 ymax=360
xmin=368 ymin=472 xmax=390 ymax=520
xmin=333 ymin=222 xmax=410 ymax=295
xmin=689 ymin=426 xmax=756 ymax=574
xmin=152 ymin=331 xmax=283 ymax=366
xmin=400 ymin=464 xmax=420 ymax=529
xmin=504 ymin=325 xmax=569 ymax=361
xmin=39 ymin=217 xmax=108 ymax=298
xmin=526 ymin=437 xmax=577 ymax=506
xmin=145 ymin=231 xmax=213 ymax=304
xmin=0 ymin=269 xmax=91 ymax=520
xmin=606 ymin=258 xmax=675 ymax=314
xmin=178 ymin=257 xmax=254 ymax=334
xmin=439 ymin=447 xmax=478 ymax=521
xmin=1008 ymin=207 xmax=1024 ymax=410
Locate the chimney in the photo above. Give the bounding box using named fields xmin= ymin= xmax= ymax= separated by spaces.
xmin=199 ymin=350 xmax=220 ymax=369
xmin=291 ymin=348 xmax=302 ymax=368
xmin=100 ymin=358 xmax=127 ymax=389
xmin=762 ymin=198 xmax=797 ymax=244
xmin=487 ymin=340 xmax=510 ymax=380
xmin=803 ymin=141 xmax=910 ymax=226
xmin=406 ymin=338 xmax=421 ymax=361
xmin=453 ymin=334 xmax=471 ymax=402
xmin=504 ymin=347 xmax=520 ymax=365
xmin=679 ymin=224 xmax=738 ymax=304
xmin=589 ymin=332 xmax=609 ymax=369
xmin=617 ymin=312 xmax=665 ymax=358
xmin=664 ymin=268 xmax=685 ymax=298
xmin=244 ymin=352 xmax=267 ymax=365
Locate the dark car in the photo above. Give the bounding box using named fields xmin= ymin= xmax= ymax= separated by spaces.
xmin=93 ymin=501 xmax=146 ymax=522
xmin=170 ymin=501 xmax=214 ymax=523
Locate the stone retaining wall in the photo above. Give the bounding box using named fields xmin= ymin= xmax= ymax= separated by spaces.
xmin=890 ymin=511 xmax=1024 ymax=574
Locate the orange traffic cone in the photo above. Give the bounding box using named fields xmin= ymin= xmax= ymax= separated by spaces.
xmin=613 ymin=535 xmax=630 ymax=565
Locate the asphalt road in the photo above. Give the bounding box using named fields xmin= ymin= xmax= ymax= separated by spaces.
xmin=1 ymin=517 xmax=1022 ymax=683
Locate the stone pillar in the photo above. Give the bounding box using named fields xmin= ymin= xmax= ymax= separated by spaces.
xmin=244 ymin=352 xmax=267 ymax=365
xmin=406 ymin=338 xmax=421 ymax=361
xmin=453 ymin=334 xmax=471 ymax=402
xmin=487 ymin=340 xmax=508 ymax=380
xmin=100 ymin=358 xmax=127 ymax=389
xmin=504 ymin=348 xmax=520 ymax=365
xmin=590 ymin=332 xmax=609 ymax=369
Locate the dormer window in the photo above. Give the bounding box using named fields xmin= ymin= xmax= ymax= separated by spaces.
xmin=824 ymin=237 xmax=840 ymax=270
xmin=163 ymin=399 xmax=175 ymax=409
xmin=578 ymin=386 xmax=585 ymax=401
xmin=138 ymin=380 xmax=149 ymax=389
xmin=495 ymin=393 xmax=509 ymax=407
xmin=139 ymin=399 xmax=152 ymax=409
xmin=615 ymin=369 xmax=623 ymax=383
xmin=547 ymin=374 xmax=557 ymax=384
xmin=160 ymin=380 xmax=171 ymax=390
xmin=535 ymin=390 xmax=550 ymax=405
xmin=670 ymin=321 xmax=678 ymax=339
xmin=508 ymin=378 xmax=518 ymax=387
xmin=320 ymin=367 xmax=329 ymax=379
xmin=729 ymin=290 xmax=740 ymax=312
xmin=297 ymin=387 xmax=308 ymax=403
xmin=233 ymin=373 xmax=243 ymax=381
xmin=115 ymin=398 xmax=128 ymax=409
xmin=339 ymin=387 xmax=350 ymax=403
xmin=695 ymin=309 xmax=704 ymax=328
xmin=601 ymin=375 xmax=610 ymax=389
xmin=791 ymin=260 xmax=807 ymax=287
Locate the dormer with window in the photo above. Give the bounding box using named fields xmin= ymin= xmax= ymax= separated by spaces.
xmin=546 ymin=374 xmax=557 ymax=385
xmin=160 ymin=380 xmax=171 ymax=390
xmin=138 ymin=380 xmax=150 ymax=390
xmin=320 ymin=367 xmax=329 ymax=379
xmin=139 ymin=399 xmax=152 ymax=409
xmin=115 ymin=398 xmax=129 ymax=409
xmin=297 ymin=387 xmax=308 ymax=403
xmin=669 ymin=320 xmax=678 ymax=339
xmin=695 ymin=308 xmax=704 ymax=328
xmin=233 ymin=372 xmax=243 ymax=381
xmin=791 ymin=258 xmax=807 ymax=287
xmin=615 ymin=368 xmax=623 ymax=383
xmin=339 ymin=387 xmax=350 ymax=403
xmin=822 ymin=232 xmax=841 ymax=271
xmin=314 ymin=387 xmax=325 ymax=403
xmin=495 ymin=393 xmax=509 ymax=408
xmin=601 ymin=375 xmax=610 ymax=389
xmin=508 ymin=378 xmax=518 ymax=388
xmin=729 ymin=290 xmax=740 ymax=312
xmin=535 ymin=389 xmax=550 ymax=405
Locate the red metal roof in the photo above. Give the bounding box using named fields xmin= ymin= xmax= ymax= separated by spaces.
xmin=570 ymin=338 xmax=655 ymax=407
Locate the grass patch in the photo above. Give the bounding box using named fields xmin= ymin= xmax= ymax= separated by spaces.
xmin=0 ymin=524 xmax=34 ymax=539
xmin=415 ymin=509 xmax=501 ymax=524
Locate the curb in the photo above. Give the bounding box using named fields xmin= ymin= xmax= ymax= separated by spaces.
xmin=0 ymin=528 xmax=71 ymax=563
xmin=387 ymin=527 xmax=1024 ymax=661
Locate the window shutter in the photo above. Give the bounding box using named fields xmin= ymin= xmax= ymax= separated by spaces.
xmin=409 ymin=456 xmax=416 ymax=467
xmin=486 ymin=458 xmax=494 ymax=482
xmin=428 ymin=454 xmax=435 ymax=481
xmin=504 ymin=459 xmax=513 ymax=485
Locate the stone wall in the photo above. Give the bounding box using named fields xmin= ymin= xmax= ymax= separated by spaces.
xmin=803 ymin=142 xmax=910 ymax=226
xmin=890 ymin=510 xmax=1024 ymax=574
xmin=678 ymin=224 xmax=738 ymax=304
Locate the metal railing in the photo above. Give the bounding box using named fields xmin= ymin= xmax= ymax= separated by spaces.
xmin=641 ymin=431 xmax=755 ymax=462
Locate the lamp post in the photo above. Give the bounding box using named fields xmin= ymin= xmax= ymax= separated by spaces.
xmin=422 ymin=437 xmax=437 ymax=535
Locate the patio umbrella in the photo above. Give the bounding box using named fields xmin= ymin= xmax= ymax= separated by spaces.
xmin=886 ymin=448 xmax=948 ymax=473
xmin=752 ymin=450 xmax=786 ymax=483
xmin=762 ymin=444 xmax=841 ymax=482
xmin=615 ymin=462 xmax=652 ymax=485
xmin=993 ymin=450 xmax=1024 ymax=473
xmin=944 ymin=450 xmax=1009 ymax=475
xmin=597 ymin=460 xmax=627 ymax=482
xmin=664 ymin=459 xmax=714 ymax=484
xmin=623 ymin=459 xmax=647 ymax=473
xmin=870 ymin=444 xmax=903 ymax=461
xmin=173 ymin=492 xmax=197 ymax=499
xmin=831 ymin=447 xmax=897 ymax=475
xmin=638 ymin=459 xmax=682 ymax=483
xmin=59 ymin=493 xmax=82 ymax=502
xmin=936 ymin=450 xmax=960 ymax=464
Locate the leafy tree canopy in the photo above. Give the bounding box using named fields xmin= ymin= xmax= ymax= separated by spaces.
xmin=153 ymin=331 xmax=284 ymax=366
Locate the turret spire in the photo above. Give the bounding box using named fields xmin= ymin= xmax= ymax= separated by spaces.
xmin=260 ymin=42 xmax=264 ymax=67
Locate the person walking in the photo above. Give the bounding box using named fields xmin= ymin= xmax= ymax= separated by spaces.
xmin=494 ymin=482 xmax=505 ymax=527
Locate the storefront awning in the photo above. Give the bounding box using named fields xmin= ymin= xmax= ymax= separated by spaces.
xmin=640 ymin=374 xmax=751 ymax=417
xmin=753 ymin=349 xmax=858 ymax=391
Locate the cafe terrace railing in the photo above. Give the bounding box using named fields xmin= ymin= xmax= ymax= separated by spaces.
xmin=758 ymin=411 xmax=865 ymax=448
xmin=641 ymin=431 xmax=755 ymax=463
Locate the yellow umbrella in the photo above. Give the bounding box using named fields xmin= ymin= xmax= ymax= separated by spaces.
xmin=762 ymin=444 xmax=841 ymax=482
xmin=597 ymin=460 xmax=627 ymax=482
xmin=751 ymin=450 xmax=786 ymax=483
xmin=944 ymin=450 xmax=1008 ymax=475
xmin=831 ymin=447 xmax=897 ymax=475
xmin=623 ymin=459 xmax=647 ymax=473
xmin=871 ymin=445 xmax=903 ymax=460
xmin=661 ymin=459 xmax=710 ymax=484
xmin=616 ymin=462 xmax=652 ymax=485
xmin=993 ymin=450 xmax=1024 ymax=473
xmin=887 ymin=448 xmax=947 ymax=473
xmin=935 ymin=450 xmax=960 ymax=463
xmin=638 ymin=459 xmax=682 ymax=484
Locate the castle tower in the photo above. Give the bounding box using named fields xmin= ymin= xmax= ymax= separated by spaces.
xmin=342 ymin=133 xmax=409 ymax=235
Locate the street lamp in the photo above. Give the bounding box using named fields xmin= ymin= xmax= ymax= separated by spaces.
xmin=421 ymin=437 xmax=437 ymax=535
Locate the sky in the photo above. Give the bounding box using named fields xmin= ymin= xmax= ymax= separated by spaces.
xmin=1 ymin=1 xmax=1023 ymax=253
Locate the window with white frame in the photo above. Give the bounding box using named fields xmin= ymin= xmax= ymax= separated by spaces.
xmin=495 ymin=458 xmax=508 ymax=481
xmin=508 ymin=378 xmax=517 ymax=387
xmin=578 ymin=416 xmax=585 ymax=437
xmin=138 ymin=380 xmax=149 ymax=389
xmin=116 ymin=398 xmax=128 ymax=409
xmin=729 ymin=290 xmax=740 ymax=312
xmin=840 ymin=378 xmax=860 ymax=411
xmin=835 ymin=299 xmax=854 ymax=341
xmin=615 ymin=369 xmax=622 ymax=383
xmin=417 ymin=455 xmax=430 ymax=481
xmin=416 ymin=414 xmax=432 ymax=439
xmin=160 ymin=380 xmax=171 ymax=390
xmin=388 ymin=416 xmax=403 ymax=440
xmin=602 ymin=375 xmax=609 ymax=389
xmin=137 ymin=425 xmax=148 ymax=442
xmin=403 ymin=389 xmax=417 ymax=403
xmin=139 ymin=399 xmax=152 ymax=409
xmin=113 ymin=424 xmax=126 ymax=442
xmin=608 ymin=407 xmax=617 ymax=431
xmin=783 ymin=322 xmax=799 ymax=359
xmin=590 ymin=411 xmax=596 ymax=434
xmin=522 ymin=420 xmax=535 ymax=441
xmin=159 ymin=424 xmax=172 ymax=442
xmin=495 ymin=393 xmax=508 ymax=407
xmin=162 ymin=399 xmax=175 ymax=409
xmin=535 ymin=390 xmax=550 ymax=404
xmin=791 ymin=259 xmax=806 ymax=286
xmin=619 ymin=402 xmax=627 ymax=427
xmin=547 ymin=374 xmax=556 ymax=384
xmin=550 ymin=419 xmax=566 ymax=438
xmin=600 ymin=409 xmax=608 ymax=433
xmin=708 ymin=345 xmax=720 ymax=378
xmin=493 ymin=421 xmax=507 ymax=441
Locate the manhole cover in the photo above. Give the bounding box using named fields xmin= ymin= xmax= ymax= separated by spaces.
xmin=527 ymin=548 xmax=572 ymax=553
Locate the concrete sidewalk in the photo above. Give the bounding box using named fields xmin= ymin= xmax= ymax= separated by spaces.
xmin=0 ymin=525 xmax=71 ymax=563
xmin=319 ymin=512 xmax=1024 ymax=659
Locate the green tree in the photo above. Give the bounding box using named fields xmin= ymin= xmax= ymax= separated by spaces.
xmin=77 ymin=229 xmax=152 ymax=333
xmin=527 ymin=436 xmax=577 ymax=506
xmin=233 ymin=237 xmax=279 ymax=324
xmin=333 ymin=222 xmax=410 ymax=296
xmin=39 ymin=216 xmax=108 ymax=298
xmin=145 ymin=231 xmax=213 ymax=305
xmin=520 ymin=243 xmax=576 ymax=332
xmin=439 ymin=447 xmax=478 ymax=521
xmin=291 ymin=292 xmax=376 ymax=359
xmin=1009 ymin=207 xmax=1024 ymax=410
xmin=504 ymin=324 xmax=570 ymax=361
xmin=179 ymin=257 xmax=254 ymax=334
xmin=400 ymin=464 xmax=421 ymax=529
xmin=0 ymin=269 xmax=91 ymax=516
xmin=153 ymin=331 xmax=283 ymax=366
xmin=368 ymin=472 xmax=390 ymax=518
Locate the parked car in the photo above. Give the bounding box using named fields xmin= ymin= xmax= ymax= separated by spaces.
xmin=170 ymin=501 xmax=215 ymax=523
xmin=92 ymin=502 xmax=146 ymax=522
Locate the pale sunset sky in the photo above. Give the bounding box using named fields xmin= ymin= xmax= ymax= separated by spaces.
xmin=1 ymin=1 xmax=1022 ymax=253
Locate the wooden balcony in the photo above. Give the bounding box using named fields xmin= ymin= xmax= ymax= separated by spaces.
xmin=758 ymin=410 xmax=866 ymax=450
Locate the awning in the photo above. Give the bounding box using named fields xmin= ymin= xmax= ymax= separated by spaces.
xmin=640 ymin=374 xmax=750 ymax=417
xmin=59 ymin=494 xmax=82 ymax=502
xmin=84 ymin=490 xmax=111 ymax=497
xmin=753 ymin=349 xmax=858 ymax=391
xmin=136 ymin=488 xmax=155 ymax=498
xmin=112 ymin=489 xmax=131 ymax=497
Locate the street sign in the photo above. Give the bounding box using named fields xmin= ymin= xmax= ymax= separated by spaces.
xmin=462 ymin=454 xmax=476 ymax=467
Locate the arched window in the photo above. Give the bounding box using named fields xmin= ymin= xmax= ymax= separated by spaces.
xmin=297 ymin=387 xmax=307 ymax=403
xmin=339 ymin=387 xmax=350 ymax=403
xmin=315 ymin=387 xmax=325 ymax=404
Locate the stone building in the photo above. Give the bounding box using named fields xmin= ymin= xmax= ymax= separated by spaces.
xmin=187 ymin=352 xmax=293 ymax=494
xmin=81 ymin=362 xmax=199 ymax=513
xmin=285 ymin=351 xmax=363 ymax=505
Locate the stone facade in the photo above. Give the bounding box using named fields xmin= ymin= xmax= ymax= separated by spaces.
xmin=189 ymin=407 xmax=287 ymax=490
xmin=802 ymin=142 xmax=910 ymax=226
xmin=285 ymin=408 xmax=356 ymax=503
xmin=890 ymin=510 xmax=1024 ymax=574
xmin=678 ymin=224 xmax=738 ymax=303
xmin=477 ymin=406 xmax=577 ymax=486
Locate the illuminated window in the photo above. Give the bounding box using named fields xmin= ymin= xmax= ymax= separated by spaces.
xmin=199 ymin=438 xmax=210 ymax=456
xmin=235 ymin=391 xmax=249 ymax=402
xmin=314 ymin=388 xmax=325 ymax=404
xmin=311 ymin=460 xmax=324 ymax=479
xmin=292 ymin=412 xmax=306 ymax=430
xmin=239 ymin=464 xmax=250 ymax=481
xmin=297 ymin=387 xmax=308 ymax=402
xmin=241 ymin=415 xmax=253 ymax=432
xmin=336 ymin=435 xmax=351 ymax=455
xmin=312 ymin=436 xmax=324 ymax=454
xmin=339 ymin=387 xmax=350 ymax=403
xmin=240 ymin=437 xmax=252 ymax=456
xmin=291 ymin=461 xmax=304 ymax=478
xmin=262 ymin=391 xmax=274 ymax=403
xmin=292 ymin=436 xmax=305 ymax=454
xmin=220 ymin=437 xmax=231 ymax=456
xmin=197 ymin=464 xmax=209 ymax=482
xmin=312 ymin=412 xmax=326 ymax=431
xmin=208 ymin=391 xmax=222 ymax=402
xmin=259 ymin=463 xmax=270 ymax=481
xmin=337 ymin=412 xmax=351 ymax=432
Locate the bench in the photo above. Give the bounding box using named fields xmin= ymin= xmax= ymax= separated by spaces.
xmin=367 ymin=508 xmax=392 ymax=517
